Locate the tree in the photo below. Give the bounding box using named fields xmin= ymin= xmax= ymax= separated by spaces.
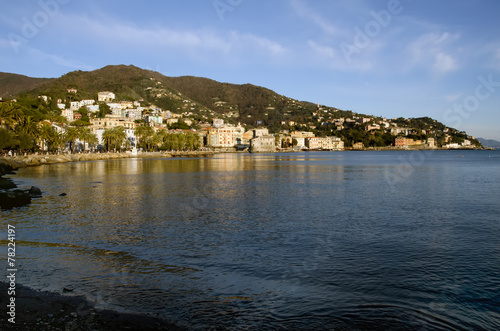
xmin=49 ymin=132 xmax=66 ymax=152
xmin=18 ymin=115 xmax=39 ymax=135
xmin=49 ymin=113 xmax=68 ymax=128
xmin=0 ymin=102 xmax=24 ymax=131
xmin=102 ymin=127 xmax=127 ymax=151
xmin=135 ymin=125 xmax=154 ymax=150
xmin=78 ymin=127 xmax=97 ymax=152
xmin=102 ymin=128 xmax=113 ymax=151
xmin=86 ymin=131 xmax=99 ymax=151
xmin=97 ymin=103 xmax=111 ymax=118
xmin=169 ymin=121 xmax=190 ymax=130
xmin=0 ymin=128 xmax=19 ymax=151
xmin=17 ymin=132 xmax=35 ymax=152
xmin=112 ymin=127 xmax=127 ymax=151
xmin=38 ymin=122 xmax=56 ymax=152
xmin=65 ymin=127 xmax=80 ymax=153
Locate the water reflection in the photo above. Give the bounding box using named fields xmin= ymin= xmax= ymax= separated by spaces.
xmin=5 ymin=151 xmax=500 ymax=330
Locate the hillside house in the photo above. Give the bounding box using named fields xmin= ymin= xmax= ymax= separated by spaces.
xmin=98 ymin=91 xmax=116 ymax=102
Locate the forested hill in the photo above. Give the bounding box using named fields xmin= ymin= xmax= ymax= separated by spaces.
xmin=2 ymin=64 xmax=343 ymax=127
xmin=0 ymin=64 xmax=482 ymax=148
xmin=0 ymin=72 xmax=53 ymax=98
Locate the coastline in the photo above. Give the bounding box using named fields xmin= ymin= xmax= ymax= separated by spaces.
xmin=0 ymin=151 xmax=213 ymax=209
xmin=0 ymin=151 xmax=215 ymax=176
xmin=0 ymin=282 xmax=184 ymax=330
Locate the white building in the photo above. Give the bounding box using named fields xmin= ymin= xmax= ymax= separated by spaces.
xmin=61 ymin=109 xmax=74 ymax=123
xmin=213 ymin=119 xmax=224 ymax=128
xmin=126 ymin=109 xmax=142 ymax=121
xmin=70 ymin=101 xmax=81 ymax=110
xmin=253 ymin=128 xmax=269 ymax=138
xmin=107 ymin=103 xmax=123 ymax=116
xmin=146 ymin=115 xmax=163 ymax=125
xmin=98 ymin=92 xmax=116 ymax=102
xmin=81 ymin=99 xmax=95 ymax=106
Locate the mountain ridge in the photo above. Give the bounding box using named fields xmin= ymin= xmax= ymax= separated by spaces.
xmin=1 ymin=64 xmax=329 ymax=127
xmin=477 ymin=138 xmax=500 ymax=148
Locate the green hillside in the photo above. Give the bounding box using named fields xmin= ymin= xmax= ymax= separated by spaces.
xmin=0 ymin=72 xmax=53 ymax=98
xmin=0 ymin=64 xmax=483 ymax=149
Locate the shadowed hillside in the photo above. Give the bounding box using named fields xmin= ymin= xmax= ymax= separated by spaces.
xmin=0 ymin=72 xmax=53 ymax=98
xmin=11 ymin=65 xmax=315 ymax=126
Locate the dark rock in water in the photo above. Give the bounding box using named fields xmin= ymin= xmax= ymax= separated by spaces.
xmin=0 ymin=177 xmax=17 ymax=190
xmin=59 ymin=193 xmax=67 ymax=197
xmin=0 ymin=190 xmax=32 ymax=210
xmin=28 ymin=186 xmax=42 ymax=197
xmin=0 ymin=163 xmax=15 ymax=176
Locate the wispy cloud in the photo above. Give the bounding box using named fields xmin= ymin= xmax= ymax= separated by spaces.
xmin=443 ymin=93 xmax=463 ymax=103
xmin=406 ymin=32 xmax=460 ymax=75
xmin=54 ymin=14 xmax=287 ymax=64
xmin=307 ymin=40 xmax=374 ymax=72
xmin=27 ymin=48 xmax=95 ymax=71
xmin=290 ymin=0 xmax=344 ymax=37
xmin=478 ymin=42 xmax=500 ymax=71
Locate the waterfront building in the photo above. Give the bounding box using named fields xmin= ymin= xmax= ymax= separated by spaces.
xmin=250 ymin=135 xmax=275 ymax=153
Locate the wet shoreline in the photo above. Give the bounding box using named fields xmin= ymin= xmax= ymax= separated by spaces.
xmin=0 ymin=282 xmax=185 ymax=330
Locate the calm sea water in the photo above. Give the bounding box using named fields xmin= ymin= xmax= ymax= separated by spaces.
xmin=2 ymin=150 xmax=500 ymax=330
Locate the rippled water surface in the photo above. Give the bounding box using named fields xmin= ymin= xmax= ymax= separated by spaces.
xmin=2 ymin=150 xmax=500 ymax=330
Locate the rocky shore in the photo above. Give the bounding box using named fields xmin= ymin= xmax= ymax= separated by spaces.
xmin=0 ymin=282 xmax=184 ymax=330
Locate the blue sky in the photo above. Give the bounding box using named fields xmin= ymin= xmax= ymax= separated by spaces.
xmin=1 ymin=0 xmax=500 ymax=140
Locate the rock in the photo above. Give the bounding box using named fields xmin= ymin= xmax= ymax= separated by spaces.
xmin=0 ymin=162 xmax=17 ymax=176
xmin=59 ymin=193 xmax=67 ymax=197
xmin=28 ymin=186 xmax=42 ymax=197
xmin=0 ymin=190 xmax=32 ymax=209
xmin=0 ymin=177 xmax=17 ymax=190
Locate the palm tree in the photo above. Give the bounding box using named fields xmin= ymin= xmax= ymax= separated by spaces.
xmin=86 ymin=132 xmax=99 ymax=152
xmin=0 ymin=102 xmax=24 ymax=131
xmin=64 ymin=127 xmax=80 ymax=153
xmin=102 ymin=127 xmax=127 ymax=151
xmin=102 ymin=128 xmax=114 ymax=151
xmin=135 ymin=125 xmax=154 ymax=150
xmin=112 ymin=126 xmax=127 ymax=151
xmin=53 ymin=114 xmax=68 ymax=128
xmin=38 ymin=122 xmax=55 ymax=152
xmin=77 ymin=127 xmax=96 ymax=152
xmin=50 ymin=131 xmax=66 ymax=152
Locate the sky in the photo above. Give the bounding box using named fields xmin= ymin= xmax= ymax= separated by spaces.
xmin=1 ymin=0 xmax=500 ymax=140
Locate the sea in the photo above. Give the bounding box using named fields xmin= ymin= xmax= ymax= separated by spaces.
xmin=2 ymin=150 xmax=500 ymax=330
